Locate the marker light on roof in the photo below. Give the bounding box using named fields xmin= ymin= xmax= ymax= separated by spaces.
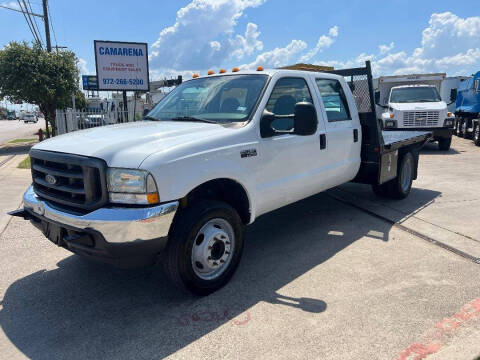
xmin=232 ymin=67 xmax=240 ymax=72
xmin=208 ymin=70 xmax=215 ymax=75
xmin=192 ymin=73 xmax=199 ymax=78
xmin=257 ymin=66 xmax=264 ymax=71
xmin=219 ymin=68 xmax=226 ymax=73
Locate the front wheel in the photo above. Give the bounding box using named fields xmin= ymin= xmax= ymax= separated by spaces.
xmin=438 ymin=137 xmax=452 ymax=151
xmin=164 ymin=200 xmax=244 ymax=295
xmin=474 ymin=124 xmax=480 ymax=147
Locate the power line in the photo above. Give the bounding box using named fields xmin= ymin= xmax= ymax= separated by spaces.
xmin=0 ymin=3 xmax=42 ymax=17
xmin=20 ymin=0 xmax=43 ymax=46
xmin=27 ymin=0 xmax=44 ymax=47
xmin=46 ymin=0 xmax=56 ymax=47
xmin=15 ymin=0 xmax=41 ymax=45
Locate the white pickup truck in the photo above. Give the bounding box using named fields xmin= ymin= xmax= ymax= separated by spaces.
xmin=378 ymin=85 xmax=455 ymax=150
xmin=11 ymin=61 xmax=430 ymax=295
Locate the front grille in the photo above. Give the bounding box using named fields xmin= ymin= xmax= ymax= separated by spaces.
xmin=30 ymin=149 xmax=108 ymax=211
xmin=403 ymin=111 xmax=439 ymax=127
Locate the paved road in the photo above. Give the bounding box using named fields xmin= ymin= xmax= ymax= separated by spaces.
xmin=0 ymin=119 xmax=45 ymax=146
xmin=0 ymin=137 xmax=479 ymax=359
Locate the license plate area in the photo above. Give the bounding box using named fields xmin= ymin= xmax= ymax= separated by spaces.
xmin=41 ymin=221 xmax=65 ymax=245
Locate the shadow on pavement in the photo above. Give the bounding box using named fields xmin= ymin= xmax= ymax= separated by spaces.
xmin=420 ymin=141 xmax=460 ymax=155
xmin=0 ymin=144 xmax=35 ymax=156
xmin=0 ymin=189 xmax=439 ymax=359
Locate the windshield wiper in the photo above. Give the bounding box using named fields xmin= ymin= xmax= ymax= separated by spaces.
xmin=143 ymin=115 xmax=159 ymax=121
xmin=169 ymin=116 xmax=216 ymax=124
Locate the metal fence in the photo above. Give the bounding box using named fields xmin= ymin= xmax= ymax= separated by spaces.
xmin=55 ymin=109 xmax=146 ymax=135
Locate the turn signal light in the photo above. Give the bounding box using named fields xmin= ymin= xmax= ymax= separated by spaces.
xmin=232 ymin=67 xmax=240 ymax=72
xmin=447 ymin=112 xmax=453 ymax=117
xmin=389 ymin=113 xmax=395 ymax=119
xmin=208 ymin=70 xmax=215 ymax=75
xmin=147 ymin=192 xmax=160 ymax=204
xmin=192 ymin=73 xmax=199 ymax=78
xmin=257 ymin=66 xmax=264 ymax=71
xmin=219 ymin=68 xmax=226 ymax=73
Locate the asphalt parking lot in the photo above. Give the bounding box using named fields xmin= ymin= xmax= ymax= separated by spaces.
xmin=0 ymin=136 xmax=479 ymax=360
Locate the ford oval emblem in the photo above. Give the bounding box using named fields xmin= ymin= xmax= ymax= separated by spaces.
xmin=45 ymin=174 xmax=57 ymax=185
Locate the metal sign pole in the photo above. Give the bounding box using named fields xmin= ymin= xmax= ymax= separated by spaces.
xmin=123 ymin=91 xmax=128 ymax=122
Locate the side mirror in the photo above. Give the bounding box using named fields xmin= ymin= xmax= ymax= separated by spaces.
xmin=294 ymin=102 xmax=317 ymax=136
xmin=260 ymin=110 xmax=276 ymax=138
xmin=450 ymin=88 xmax=457 ymax=102
xmin=374 ymin=90 xmax=381 ymax=105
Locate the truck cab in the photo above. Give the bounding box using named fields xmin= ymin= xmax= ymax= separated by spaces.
xmin=374 ymin=72 xmax=455 ymax=151
xmin=11 ymin=62 xmax=430 ymax=295
xmin=454 ymin=71 xmax=480 ymax=146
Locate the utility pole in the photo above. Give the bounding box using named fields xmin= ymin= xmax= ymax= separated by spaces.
xmin=42 ymin=0 xmax=51 ymax=52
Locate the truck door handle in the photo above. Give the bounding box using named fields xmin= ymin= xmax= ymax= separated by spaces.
xmin=319 ymin=134 xmax=326 ymax=149
xmin=353 ymin=129 xmax=359 ymax=142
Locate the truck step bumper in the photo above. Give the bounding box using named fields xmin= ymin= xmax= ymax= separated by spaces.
xmin=13 ymin=185 xmax=179 ymax=267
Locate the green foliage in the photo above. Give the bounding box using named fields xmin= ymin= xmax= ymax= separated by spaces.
xmin=17 ymin=156 xmax=31 ymax=169
xmin=8 ymin=138 xmax=36 ymax=143
xmin=74 ymin=90 xmax=87 ymax=110
xmin=0 ymin=41 xmax=82 ymax=136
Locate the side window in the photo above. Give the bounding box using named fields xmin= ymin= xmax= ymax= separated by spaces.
xmin=315 ymin=79 xmax=351 ymax=122
xmin=266 ymin=77 xmax=313 ymax=131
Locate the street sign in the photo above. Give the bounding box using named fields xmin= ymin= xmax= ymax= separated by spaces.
xmin=82 ymin=75 xmax=98 ymax=90
xmin=94 ymin=40 xmax=150 ymax=91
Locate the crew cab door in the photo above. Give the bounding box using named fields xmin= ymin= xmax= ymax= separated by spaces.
xmin=313 ymin=76 xmax=361 ymax=184
xmin=255 ymin=75 xmax=329 ymax=216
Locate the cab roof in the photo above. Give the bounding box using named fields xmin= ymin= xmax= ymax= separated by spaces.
xmin=185 ymin=68 xmax=344 ymax=81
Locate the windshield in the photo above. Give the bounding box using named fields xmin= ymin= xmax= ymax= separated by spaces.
xmin=390 ymin=87 xmax=441 ymax=103
xmin=146 ymin=74 xmax=268 ymax=123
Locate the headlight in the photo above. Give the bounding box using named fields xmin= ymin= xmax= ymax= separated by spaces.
xmin=444 ymin=119 xmax=454 ymax=127
xmin=107 ymin=168 xmax=159 ymax=205
xmin=385 ymin=120 xmax=397 ymax=128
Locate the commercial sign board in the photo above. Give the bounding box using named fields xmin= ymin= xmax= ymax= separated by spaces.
xmin=82 ymin=75 xmax=98 ymax=90
xmin=94 ymin=40 xmax=150 ymax=91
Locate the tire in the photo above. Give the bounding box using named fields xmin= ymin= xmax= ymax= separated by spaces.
xmin=474 ymin=124 xmax=480 ymax=147
xmin=456 ymin=119 xmax=463 ymax=137
xmin=438 ymin=137 xmax=452 ymax=151
xmin=164 ymin=200 xmax=244 ymax=296
xmin=462 ymin=120 xmax=471 ymax=139
xmin=382 ymin=152 xmax=415 ymax=199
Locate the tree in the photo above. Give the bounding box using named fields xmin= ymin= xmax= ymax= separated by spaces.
xmin=0 ymin=41 xmax=80 ymax=136
xmin=73 ymin=90 xmax=87 ymax=110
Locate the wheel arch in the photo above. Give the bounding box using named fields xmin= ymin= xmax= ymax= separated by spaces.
xmin=177 ymin=178 xmax=253 ymax=225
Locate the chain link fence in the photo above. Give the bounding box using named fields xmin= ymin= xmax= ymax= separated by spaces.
xmin=55 ymin=109 xmax=146 ymax=135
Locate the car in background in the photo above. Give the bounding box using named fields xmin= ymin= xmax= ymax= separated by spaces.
xmin=7 ymin=111 xmax=16 ymax=120
xmin=78 ymin=114 xmax=107 ymax=129
xmin=23 ymin=114 xmax=38 ymax=123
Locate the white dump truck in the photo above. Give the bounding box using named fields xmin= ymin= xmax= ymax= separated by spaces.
xmin=374 ymin=73 xmax=455 ymax=150
xmin=10 ymin=62 xmax=430 ymax=295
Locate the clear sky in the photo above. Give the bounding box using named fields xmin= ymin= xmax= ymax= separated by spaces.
xmin=1 ymin=0 xmax=479 ymax=83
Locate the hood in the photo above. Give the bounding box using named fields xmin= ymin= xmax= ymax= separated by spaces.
xmin=390 ymin=101 xmax=447 ymax=111
xmin=33 ymin=121 xmax=235 ymax=168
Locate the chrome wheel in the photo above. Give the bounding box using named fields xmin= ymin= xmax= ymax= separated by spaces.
xmin=191 ymin=218 xmax=235 ymax=281
xmin=400 ymin=155 xmax=413 ymax=193
xmin=475 ymin=126 xmax=480 ymax=141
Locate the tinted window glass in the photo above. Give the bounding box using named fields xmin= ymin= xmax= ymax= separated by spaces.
xmin=147 ymin=75 xmax=268 ymax=123
xmin=315 ymin=79 xmax=351 ymax=121
xmin=390 ymin=87 xmax=441 ymax=103
xmin=266 ymin=77 xmax=313 ymax=131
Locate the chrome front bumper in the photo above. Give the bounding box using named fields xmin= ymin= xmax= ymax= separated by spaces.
xmin=22 ymin=185 xmax=179 ymax=244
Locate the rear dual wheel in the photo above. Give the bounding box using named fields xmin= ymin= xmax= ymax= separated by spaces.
xmin=372 ymin=152 xmax=414 ymax=199
xmin=474 ymin=124 xmax=480 ymax=147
